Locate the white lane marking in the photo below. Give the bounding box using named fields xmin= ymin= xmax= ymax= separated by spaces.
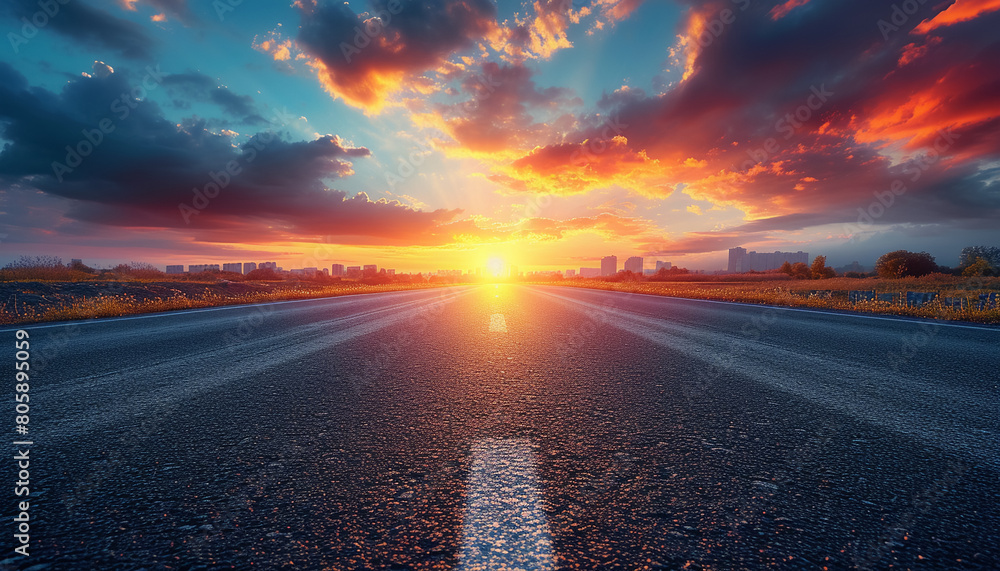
xmin=489 ymin=313 xmax=508 ymax=333
xmin=0 ymin=286 xmax=471 ymax=332
xmin=460 ymin=438 xmax=555 ymax=571
xmin=532 ymin=285 xmax=1000 ymax=332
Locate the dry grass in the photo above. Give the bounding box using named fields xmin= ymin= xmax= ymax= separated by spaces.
xmin=0 ymin=282 xmax=453 ymax=325
xmin=545 ymin=276 xmax=1000 ymax=324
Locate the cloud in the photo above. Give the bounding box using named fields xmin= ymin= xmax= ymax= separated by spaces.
xmin=162 ymin=72 xmax=266 ymax=123
xmin=496 ymin=0 xmax=583 ymax=60
xmin=2 ymin=0 xmax=155 ymax=59
xmin=486 ymin=0 xmax=1000 ymax=236
xmin=119 ymin=0 xmax=197 ymax=25
xmin=492 ymin=134 xmax=663 ymax=196
xmin=267 ymin=0 xmax=500 ymax=113
xmin=412 ymin=61 xmax=581 ymax=156
xmin=768 ymin=0 xmax=811 ymax=20
xmin=913 ymin=0 xmax=1000 ymax=34
xmin=0 ymin=63 xmax=468 ymax=246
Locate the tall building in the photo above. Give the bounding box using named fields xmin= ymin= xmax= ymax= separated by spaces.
xmin=600 ymin=255 xmax=618 ymax=276
xmin=243 ymin=262 xmax=257 ymax=274
xmin=728 ymin=247 xmax=747 ymax=273
xmin=728 ymin=247 xmax=808 ymax=272
xmin=259 ymin=261 xmax=277 ymax=271
xmin=222 ymin=263 xmax=242 ymax=273
xmin=331 ymin=264 xmax=345 ymax=276
xmin=655 ymin=260 xmax=672 ymax=271
xmin=363 ymin=264 xmax=378 ymax=271
xmin=565 ymin=269 xmax=576 ymax=277
xmin=624 ymin=256 xmax=643 ymax=273
xmin=346 ymin=266 xmax=362 ymax=278
xmin=165 ymin=265 xmax=184 ymax=274
xmin=189 ymin=264 xmax=220 ymax=273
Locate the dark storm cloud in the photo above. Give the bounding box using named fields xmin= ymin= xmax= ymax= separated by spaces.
xmin=290 ymin=0 xmax=498 ymax=109
xmin=2 ymin=0 xmax=154 ymax=59
xmin=0 ymin=63 xmax=462 ymax=244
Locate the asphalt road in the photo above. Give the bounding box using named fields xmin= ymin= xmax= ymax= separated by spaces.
xmin=3 ymin=285 xmax=998 ymax=570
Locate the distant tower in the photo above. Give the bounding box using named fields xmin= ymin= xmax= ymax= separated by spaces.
xmin=728 ymin=247 xmax=747 ymax=273
xmin=624 ymin=256 xmax=643 ymax=273
xmin=601 ymin=255 xmax=618 ymax=276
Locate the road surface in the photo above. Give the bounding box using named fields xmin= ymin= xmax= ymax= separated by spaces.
xmin=3 ymin=285 xmax=998 ymax=569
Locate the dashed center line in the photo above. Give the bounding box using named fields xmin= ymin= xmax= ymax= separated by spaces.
xmin=489 ymin=313 xmax=508 ymax=333
xmin=459 ymin=438 xmax=555 ymax=571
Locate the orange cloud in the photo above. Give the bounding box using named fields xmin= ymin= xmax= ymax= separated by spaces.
xmin=769 ymin=0 xmax=811 ymax=20
xmin=492 ymin=136 xmax=666 ymax=196
xmin=283 ymin=0 xmax=501 ymax=114
xmin=593 ymin=0 xmax=645 ymax=22
xmin=914 ymin=0 xmax=1000 ymax=33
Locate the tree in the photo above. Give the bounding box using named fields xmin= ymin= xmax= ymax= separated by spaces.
xmin=959 ymin=246 xmax=1000 ymax=268
xmin=810 ymin=256 xmax=836 ymax=279
xmin=875 ymin=250 xmax=937 ymax=279
xmin=788 ymin=262 xmax=812 ymax=279
xmin=962 ymin=257 xmax=994 ymax=277
xmin=113 ymin=262 xmax=164 ymax=280
xmin=69 ymin=259 xmax=96 ymax=273
xmin=245 ymin=267 xmax=282 ymax=281
xmin=648 ymin=266 xmax=691 ymax=281
xmin=778 ymin=261 xmax=793 ymax=276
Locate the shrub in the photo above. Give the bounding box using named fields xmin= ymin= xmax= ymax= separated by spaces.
xmin=244 ymin=267 xmax=283 ymax=281
xmin=875 ymin=250 xmax=937 ymax=279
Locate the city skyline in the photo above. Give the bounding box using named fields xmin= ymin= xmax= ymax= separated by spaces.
xmin=2 ymin=1 xmax=999 ymax=273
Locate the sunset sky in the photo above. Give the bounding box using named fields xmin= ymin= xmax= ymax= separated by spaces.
xmin=1 ymin=0 xmax=998 ymax=273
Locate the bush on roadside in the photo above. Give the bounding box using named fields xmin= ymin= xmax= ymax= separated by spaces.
xmin=875 ymin=250 xmax=938 ymax=279
xmin=244 ymin=267 xmax=283 ymax=281
xmin=112 ymin=262 xmax=166 ymax=281
xmin=0 ymin=256 xmax=93 ymax=282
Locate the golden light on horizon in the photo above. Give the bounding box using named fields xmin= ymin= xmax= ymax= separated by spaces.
xmin=487 ymin=256 xmax=505 ymax=278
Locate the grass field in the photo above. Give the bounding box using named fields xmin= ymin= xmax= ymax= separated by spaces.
xmin=542 ymin=275 xmax=1000 ymax=324
xmin=0 ymin=281 xmax=452 ymax=325
xmin=3 ymin=274 xmax=999 ymax=325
